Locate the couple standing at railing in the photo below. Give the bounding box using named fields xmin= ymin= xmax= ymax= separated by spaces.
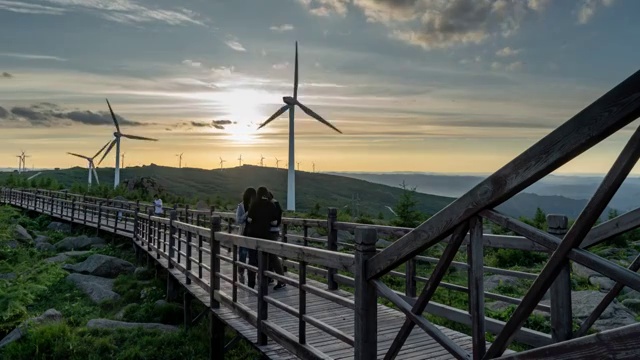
xmin=235 ymin=186 xmax=287 ymax=290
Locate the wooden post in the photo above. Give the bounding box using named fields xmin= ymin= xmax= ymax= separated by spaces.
xmin=299 ymin=233 xmax=308 ymax=345
xmin=169 ymin=210 xmax=177 ymax=268
xmin=210 ymin=314 xmax=225 ymax=360
xmin=133 ymin=207 xmax=140 ymax=242
xmin=185 ymin=204 xmax=190 ymax=223
xmin=186 ymin=230 xmax=192 ymax=285
xmin=257 ymin=249 xmax=269 ymax=345
xmin=468 ymin=216 xmax=486 ymax=359
xmin=327 ymin=207 xmax=338 ymax=290
xmin=405 ymin=258 xmax=417 ymax=298
xmin=210 ymin=216 xmax=222 ymax=309
xmin=96 ymin=202 xmax=103 ymax=236
xmin=548 ymin=214 xmax=572 ymax=342
xmin=184 ymin=292 xmax=192 ymax=331
xmin=146 ymin=208 xmax=153 ymax=252
xmin=354 ymin=226 xmax=377 ymax=360
xmin=282 ymin=223 xmax=288 ymax=273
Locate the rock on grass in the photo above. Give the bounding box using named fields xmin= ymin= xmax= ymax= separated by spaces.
xmin=63 ymin=254 xmax=135 ymax=278
xmin=86 ymin=319 xmax=179 ymax=332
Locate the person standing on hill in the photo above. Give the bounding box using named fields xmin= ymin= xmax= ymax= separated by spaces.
xmin=267 ymin=191 xmax=286 ymax=277
xmin=246 ymin=186 xmax=286 ymax=290
xmin=235 ymin=187 xmax=256 ymax=284
xmin=153 ymin=194 xmax=163 ymax=216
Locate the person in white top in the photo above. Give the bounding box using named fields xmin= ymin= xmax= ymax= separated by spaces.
xmin=153 ymin=194 xmax=163 ymax=216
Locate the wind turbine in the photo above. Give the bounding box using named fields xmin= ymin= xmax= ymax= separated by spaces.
xmin=312 ymin=162 xmax=316 ymax=173
xmin=16 ymin=154 xmax=22 ymax=173
xmin=275 ymin=157 xmax=281 ymax=169
xmin=297 ymin=162 xmax=300 ymax=171
xmin=176 ymin=153 xmax=183 ymax=168
xmin=16 ymin=151 xmax=29 ymax=173
xmin=98 ymin=99 xmax=158 ymax=188
xmin=121 ymin=152 xmax=126 ymax=168
xmin=238 ymin=154 xmax=243 ymax=167
xmin=219 ymin=157 xmax=226 ymax=169
xmin=67 ymin=140 xmax=111 ymax=187
xmin=258 ymin=41 xmax=342 ymax=211
xmin=260 ymin=154 xmax=265 ymax=167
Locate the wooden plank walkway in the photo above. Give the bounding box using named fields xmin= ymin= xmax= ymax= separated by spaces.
xmin=6 ymin=195 xmax=510 ymax=359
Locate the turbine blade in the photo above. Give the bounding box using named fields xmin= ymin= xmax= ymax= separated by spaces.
xmin=67 ymin=152 xmax=90 ymax=160
xmin=258 ymin=105 xmax=290 ymax=130
xmin=93 ymin=140 xmax=112 ymax=159
xmin=295 ymin=100 xmax=342 ymax=134
xmin=121 ymin=134 xmax=158 ymax=141
xmin=106 ymin=98 xmax=121 ymax=133
xmin=294 ymin=41 xmax=299 ymax=99
xmin=97 ymin=139 xmax=117 ymax=166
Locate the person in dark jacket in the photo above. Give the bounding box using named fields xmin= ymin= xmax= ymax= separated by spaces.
xmin=246 ymin=186 xmax=286 ymax=290
xmin=235 ymin=187 xmax=255 ymax=284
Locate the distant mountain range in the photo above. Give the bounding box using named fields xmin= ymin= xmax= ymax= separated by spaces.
xmin=331 ymin=172 xmax=637 ymax=217
xmin=1 ymin=165 xmax=624 ymax=221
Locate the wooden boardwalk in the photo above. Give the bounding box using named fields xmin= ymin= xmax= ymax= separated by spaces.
xmin=5 ymin=193 xmax=497 ymax=360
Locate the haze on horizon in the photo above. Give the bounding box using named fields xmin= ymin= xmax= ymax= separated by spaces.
xmin=1 ymin=0 xmax=640 ymax=175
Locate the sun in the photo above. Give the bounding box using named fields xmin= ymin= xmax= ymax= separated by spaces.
xmin=216 ymin=89 xmax=273 ymax=144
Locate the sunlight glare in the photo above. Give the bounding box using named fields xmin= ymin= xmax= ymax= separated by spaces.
xmin=215 ymin=89 xmax=274 ymax=144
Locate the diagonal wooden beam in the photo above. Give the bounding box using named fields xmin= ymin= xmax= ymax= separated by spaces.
xmin=484 ymin=123 xmax=640 ymax=359
xmin=384 ymin=223 xmax=470 ymax=360
xmin=581 ymin=206 xmax=640 ymax=248
xmin=373 ymin=279 xmax=471 ymax=360
xmin=574 ymin=253 xmax=640 ymax=338
xmin=482 ymin=209 xmax=640 ymax=293
xmin=366 ymin=70 xmax=640 ymax=280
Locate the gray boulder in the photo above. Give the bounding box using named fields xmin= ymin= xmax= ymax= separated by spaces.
xmin=34 ymin=235 xmax=50 ymax=244
xmin=14 ymin=225 xmax=32 ymax=242
xmin=63 ymin=250 xmax=92 ymax=257
xmin=589 ymin=276 xmax=616 ymax=292
xmin=484 ymin=275 xmax=520 ymax=292
xmin=44 ymin=254 xmax=70 ymax=263
xmin=5 ymin=240 xmax=18 ymax=249
xmin=0 ymin=309 xmax=62 ymax=349
xmin=66 ymin=273 xmax=120 ymax=303
xmin=47 ymin=221 xmax=71 ymax=232
xmin=376 ymin=239 xmax=392 ymax=248
xmin=572 ymin=263 xmax=601 ymax=279
xmin=114 ymin=303 xmax=139 ymax=321
xmin=0 ymin=273 xmax=17 ymax=280
xmin=621 ymin=299 xmax=640 ymax=313
xmin=63 ymin=254 xmax=134 ymax=278
xmin=86 ymin=319 xmax=178 ymax=332
xmin=35 ymin=242 xmax=56 ymax=252
xmin=55 ymin=235 xmax=105 ymax=251
xmin=540 ymin=290 xmax=636 ymax=332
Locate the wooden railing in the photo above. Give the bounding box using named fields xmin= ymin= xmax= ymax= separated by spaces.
xmin=4 ymin=185 xmax=640 ymax=359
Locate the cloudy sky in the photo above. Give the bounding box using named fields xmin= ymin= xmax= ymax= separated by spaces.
xmin=1 ymin=0 xmax=639 ymax=174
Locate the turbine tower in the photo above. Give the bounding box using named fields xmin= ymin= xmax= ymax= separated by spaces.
xmin=297 ymin=162 xmax=300 ymax=171
xmin=238 ymin=154 xmax=243 ymax=167
xmin=312 ymin=162 xmax=316 ymax=173
xmin=275 ymin=157 xmax=281 ymax=169
xmin=121 ymin=152 xmax=126 ymax=168
xmin=219 ymin=157 xmax=226 ymax=169
xmin=176 ymin=153 xmax=183 ymax=168
xmin=260 ymin=154 xmax=265 ymax=167
xmin=16 ymin=151 xmax=29 ymax=173
xmin=98 ymin=99 xmax=158 ymax=188
xmin=67 ymin=140 xmax=111 ymax=187
xmin=258 ymin=41 xmax=342 ymax=211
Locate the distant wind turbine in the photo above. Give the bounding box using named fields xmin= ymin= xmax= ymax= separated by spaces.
xmin=260 ymin=154 xmax=265 ymax=167
xmin=275 ymin=157 xmax=281 ymax=169
xmin=67 ymin=140 xmax=111 ymax=187
xmin=98 ymin=99 xmax=158 ymax=188
xmin=312 ymin=162 xmax=316 ymax=173
xmin=238 ymin=154 xmax=243 ymax=167
xmin=121 ymin=152 xmax=126 ymax=168
xmin=297 ymin=162 xmax=300 ymax=171
xmin=176 ymin=153 xmax=183 ymax=168
xmin=219 ymin=157 xmax=226 ymax=169
xmin=258 ymin=41 xmax=342 ymax=211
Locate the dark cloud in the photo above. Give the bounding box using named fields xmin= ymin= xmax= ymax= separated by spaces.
xmin=3 ymin=102 xmax=148 ymax=127
xmin=181 ymin=119 xmax=235 ymax=130
xmin=353 ymin=0 xmax=547 ymax=49
xmin=0 ymin=106 xmax=9 ymax=118
xmin=1 ymin=72 xmax=12 ymax=78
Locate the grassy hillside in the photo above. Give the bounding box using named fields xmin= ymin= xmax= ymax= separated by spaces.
xmin=4 ymin=165 xmax=455 ymax=219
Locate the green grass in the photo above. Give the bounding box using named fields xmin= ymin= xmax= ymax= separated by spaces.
xmin=0 ymin=206 xmax=260 ymax=360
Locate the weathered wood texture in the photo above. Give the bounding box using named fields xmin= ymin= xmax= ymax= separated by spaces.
xmin=547 ymin=214 xmax=572 ymax=343
xmin=354 ymin=227 xmax=378 ymax=360
xmin=496 ymin=323 xmax=640 ymax=360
